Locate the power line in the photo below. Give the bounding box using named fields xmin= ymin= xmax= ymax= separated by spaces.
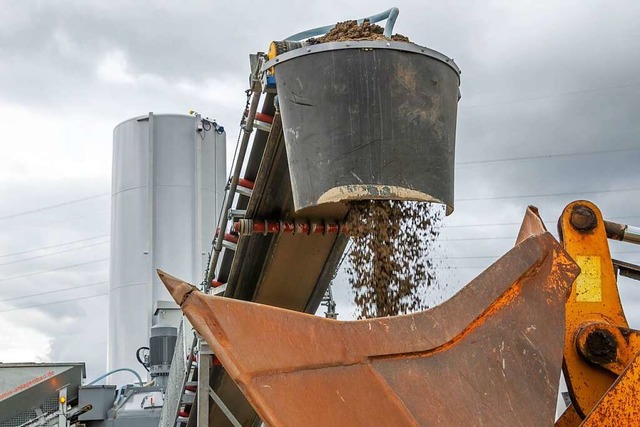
xmin=0 ymin=193 xmax=109 ymax=222
xmin=0 ymin=241 xmax=108 ymax=267
xmin=457 ymin=146 xmax=640 ymax=167
xmin=442 ymin=236 xmax=514 ymax=242
xmin=457 ymin=187 xmax=640 ymax=202
xmin=0 ymin=234 xmax=109 ymax=258
xmin=0 ymin=281 xmax=106 ymax=303
xmin=0 ymin=282 xmax=144 ymax=314
xmin=9 ymin=210 xmax=110 ymax=232
xmin=0 ymin=293 xmax=107 ymax=313
xmin=444 ymin=221 xmax=523 ymax=228
xmin=437 ymin=265 xmax=490 ymax=270
xmin=460 ymin=82 xmax=640 ymax=110
xmin=0 ymin=258 xmax=108 ymax=283
xmin=442 ymin=214 xmax=640 ymax=229
xmin=437 ymin=250 xmax=640 ymax=261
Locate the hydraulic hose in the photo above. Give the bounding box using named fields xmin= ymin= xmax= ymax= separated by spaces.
xmin=285 ymin=7 xmax=400 ymax=41
xmin=88 ymin=368 xmax=144 ymax=386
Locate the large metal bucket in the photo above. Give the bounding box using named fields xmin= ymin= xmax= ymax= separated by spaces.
xmin=270 ymin=41 xmax=461 ymax=215
xmin=158 ymin=207 xmax=581 ymax=426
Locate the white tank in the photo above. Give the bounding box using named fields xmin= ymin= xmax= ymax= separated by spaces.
xmin=108 ymin=113 xmax=226 ymax=385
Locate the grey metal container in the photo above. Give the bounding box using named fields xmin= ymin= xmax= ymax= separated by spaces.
xmin=78 ymin=385 xmax=116 ymax=421
xmin=270 ymin=41 xmax=461 ymax=215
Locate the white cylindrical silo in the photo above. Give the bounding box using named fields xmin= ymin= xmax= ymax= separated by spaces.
xmin=108 ymin=113 xmax=226 ymax=385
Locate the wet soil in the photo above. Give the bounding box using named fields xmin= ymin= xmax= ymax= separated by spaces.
xmin=345 ymin=200 xmax=440 ymax=319
xmin=308 ymin=19 xmax=410 ymax=44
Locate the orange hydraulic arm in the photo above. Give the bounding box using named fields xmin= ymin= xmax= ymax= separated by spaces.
xmin=557 ymin=200 xmax=640 ymax=426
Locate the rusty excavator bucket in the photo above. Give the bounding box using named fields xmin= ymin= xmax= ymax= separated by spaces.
xmin=158 ymin=207 xmax=579 ymax=426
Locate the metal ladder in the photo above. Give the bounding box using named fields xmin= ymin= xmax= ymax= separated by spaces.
xmin=175 ymin=334 xmax=197 ymax=425
xmin=203 ymin=53 xmax=270 ymax=294
xmin=168 ymin=53 xmax=271 ymax=427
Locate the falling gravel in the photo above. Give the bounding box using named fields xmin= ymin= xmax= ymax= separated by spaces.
xmin=309 ymin=21 xmax=434 ymax=318
xmin=345 ymin=200 xmax=441 ymax=319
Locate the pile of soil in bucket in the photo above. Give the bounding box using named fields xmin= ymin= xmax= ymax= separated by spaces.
xmin=345 ymin=200 xmax=440 ymax=319
xmin=307 ymin=19 xmax=410 ymax=44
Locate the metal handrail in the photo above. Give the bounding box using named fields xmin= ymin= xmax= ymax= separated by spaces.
xmin=204 ymin=90 xmax=262 ymax=291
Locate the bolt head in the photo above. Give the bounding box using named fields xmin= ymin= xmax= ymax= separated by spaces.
xmin=570 ymin=205 xmax=597 ymax=232
xmin=585 ymin=329 xmax=618 ymax=364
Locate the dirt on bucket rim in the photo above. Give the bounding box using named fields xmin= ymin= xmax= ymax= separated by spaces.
xmin=307 ymin=19 xmax=410 ymax=45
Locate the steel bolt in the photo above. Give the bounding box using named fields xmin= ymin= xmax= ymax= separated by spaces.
xmin=584 ymin=329 xmax=617 ymax=364
xmin=570 ymin=205 xmax=597 ymax=232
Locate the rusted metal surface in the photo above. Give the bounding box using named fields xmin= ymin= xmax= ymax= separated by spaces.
xmin=604 ymin=219 xmax=628 ymax=241
xmin=570 ymin=205 xmax=598 ymax=232
xmin=159 ymin=207 xmax=579 ymax=426
xmin=234 ymin=219 xmax=347 ymax=236
xmin=555 ymin=405 xmax=582 ymax=427
xmin=515 ymin=205 xmax=546 ymax=244
xmin=575 ymin=323 xmax=640 ymax=378
xmin=613 ymin=258 xmax=640 ymax=281
xmin=605 ymin=220 xmax=640 ymax=245
xmin=558 ymin=200 xmax=630 ymax=418
xmin=581 ymin=353 xmax=640 ymax=426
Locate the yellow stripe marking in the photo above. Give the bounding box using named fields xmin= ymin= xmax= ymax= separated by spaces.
xmin=575 ymin=255 xmax=602 ymax=302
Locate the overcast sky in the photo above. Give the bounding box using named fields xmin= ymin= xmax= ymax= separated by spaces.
xmin=0 ymin=0 xmax=639 ymax=384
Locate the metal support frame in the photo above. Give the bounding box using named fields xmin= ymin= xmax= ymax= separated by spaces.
xmin=208 ymin=388 xmax=242 ymax=427
xmin=197 ymin=339 xmax=242 ymax=427
xmin=57 ymin=387 xmax=68 ymax=427
xmin=321 ymin=283 xmax=338 ymax=319
xmin=197 ymin=340 xmax=211 ymax=426
xmin=614 ymin=258 xmax=640 ymax=281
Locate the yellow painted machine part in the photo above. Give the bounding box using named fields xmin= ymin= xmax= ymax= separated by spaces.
xmin=581 ymin=353 xmax=640 ymax=426
xmin=267 ymin=42 xmax=278 ymax=75
xmin=559 ymin=200 xmax=629 ymax=418
xmin=555 ymin=405 xmax=581 ymax=427
xmin=267 ymin=42 xmax=278 ymax=62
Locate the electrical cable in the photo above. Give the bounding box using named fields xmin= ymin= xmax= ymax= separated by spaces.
xmin=442 ymin=236 xmax=514 ymax=242
xmin=460 ymin=82 xmax=640 ymax=110
xmin=0 ymin=280 xmax=106 ymax=303
xmin=136 ymin=346 xmax=150 ymax=372
xmin=457 ymin=146 xmax=640 ymax=167
xmin=0 ymin=193 xmax=109 ymax=222
xmin=442 ymin=215 xmax=640 ymax=229
xmin=0 ymin=258 xmax=108 ymax=283
xmin=0 ymin=282 xmax=144 ymax=314
xmin=15 ymin=210 xmax=110 ymax=230
xmin=0 ymin=292 xmax=107 ymax=313
xmin=0 ymin=234 xmax=109 ymax=258
xmin=0 ymin=240 xmax=108 ymax=267
xmin=433 ymin=250 xmax=640 ymax=261
xmin=457 ymin=187 xmax=640 ymax=202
